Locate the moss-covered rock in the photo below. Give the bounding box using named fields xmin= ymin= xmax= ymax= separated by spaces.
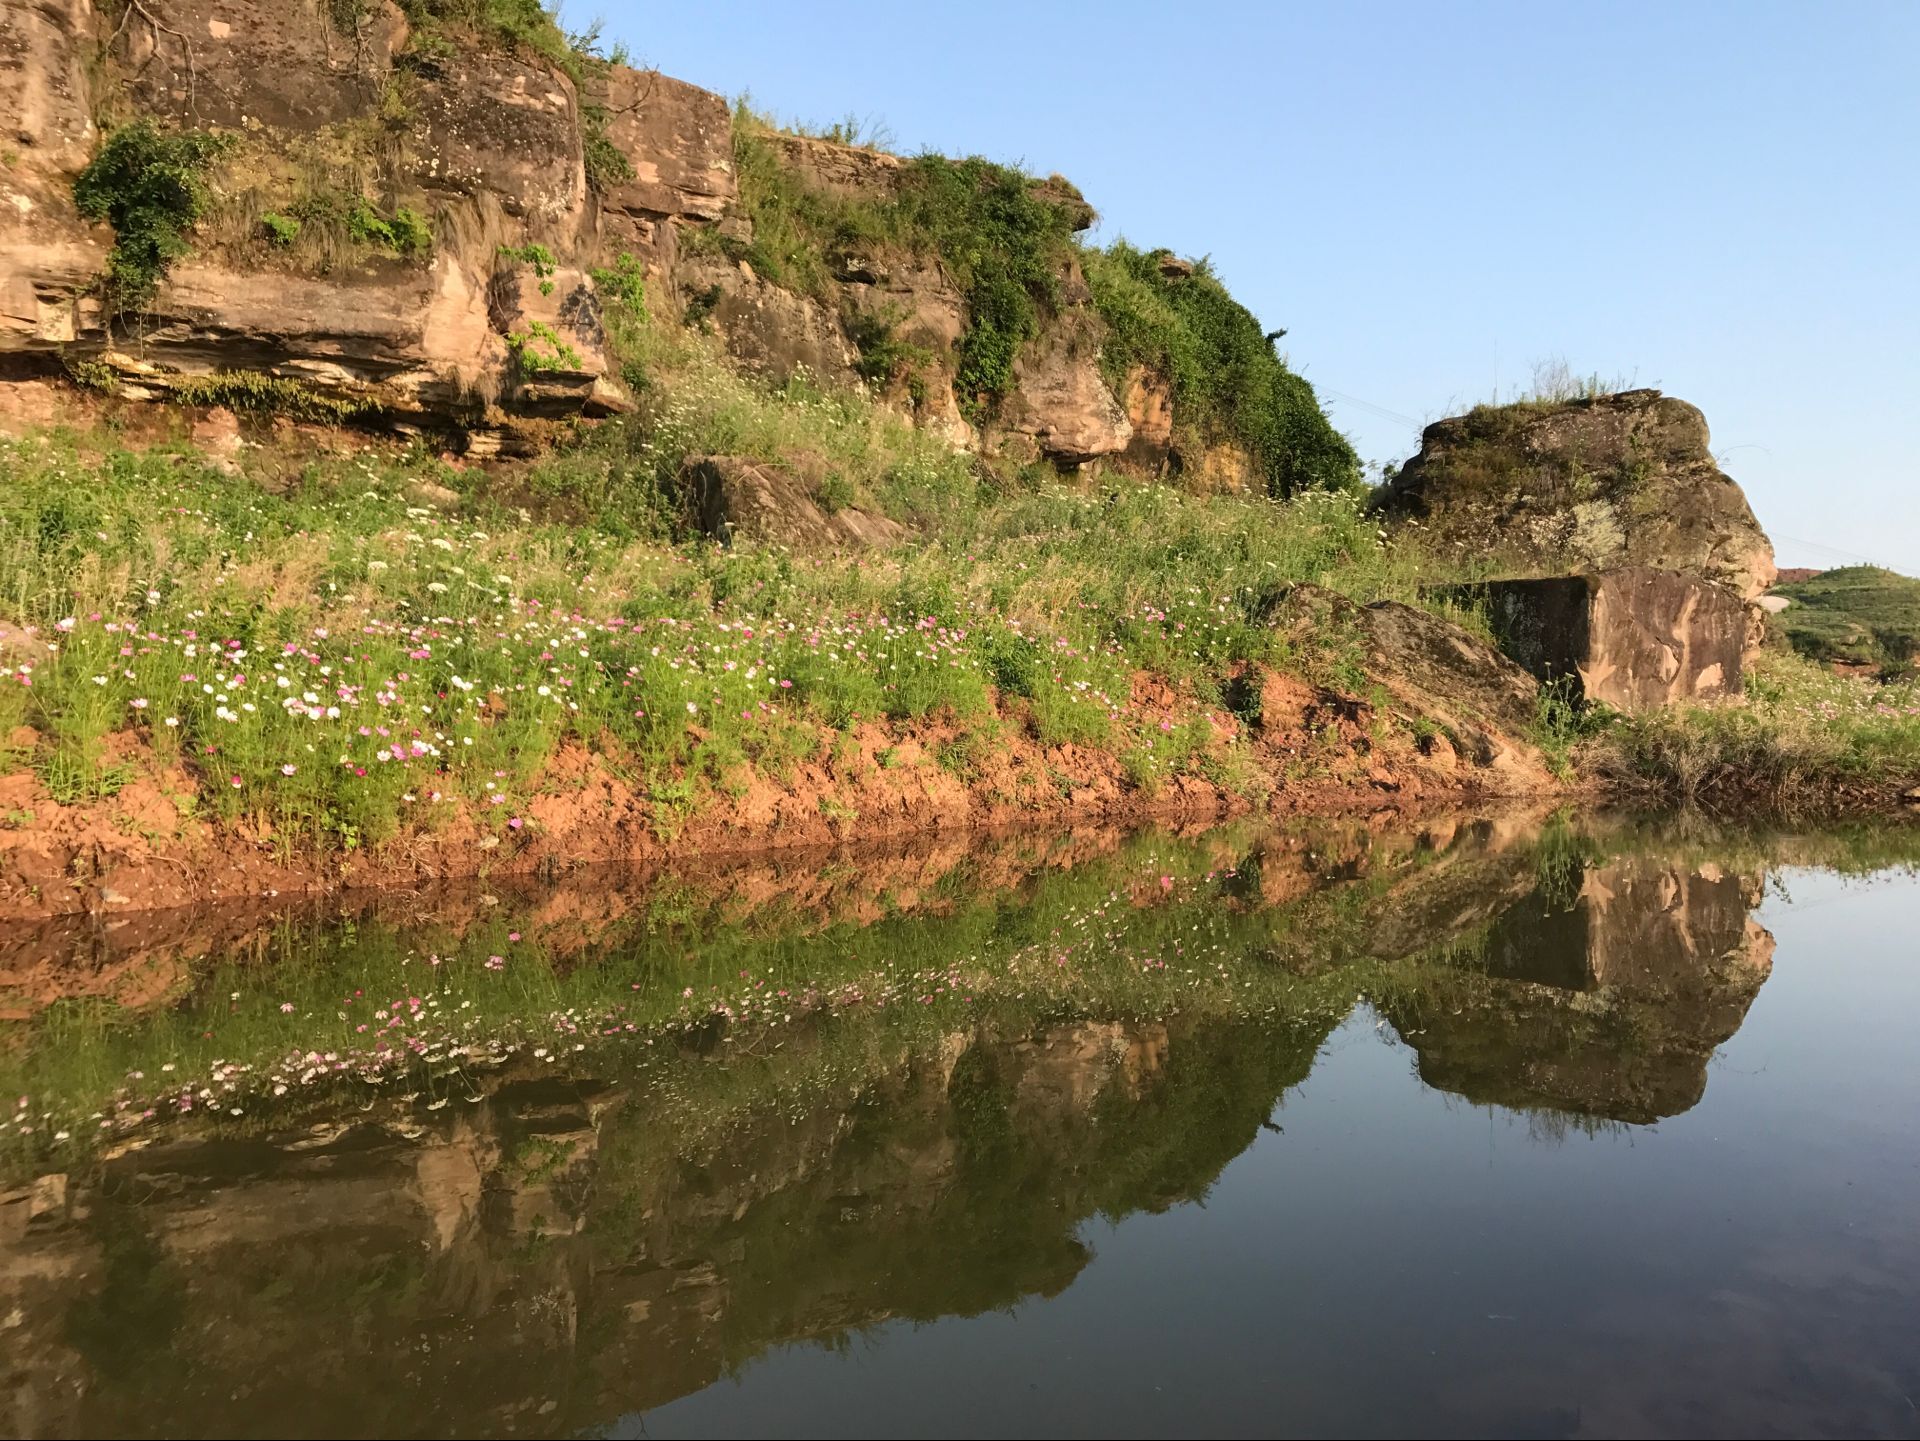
xmin=1375 ymin=389 xmax=1776 ymax=599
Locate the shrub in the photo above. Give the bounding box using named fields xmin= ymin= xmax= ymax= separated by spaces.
xmin=71 ymin=121 xmax=232 ymax=314
xmin=582 ymin=105 xmax=635 ymax=191
xmin=506 ymin=321 xmax=582 ymax=374
xmin=282 ymin=192 xmax=434 ymax=264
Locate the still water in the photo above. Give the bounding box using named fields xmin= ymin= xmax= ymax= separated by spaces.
xmin=1 ymin=814 xmax=1916 ymax=1438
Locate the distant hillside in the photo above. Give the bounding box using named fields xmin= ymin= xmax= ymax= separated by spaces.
xmin=1771 ymin=565 xmax=1920 ymax=672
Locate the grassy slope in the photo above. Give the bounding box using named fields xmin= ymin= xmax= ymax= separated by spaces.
xmin=0 ymin=350 xmax=1460 ymax=863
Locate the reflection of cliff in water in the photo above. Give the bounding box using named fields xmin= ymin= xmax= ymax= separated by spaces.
xmin=1380 ymin=850 xmax=1775 ymax=1124
xmin=0 ymin=813 xmax=1825 ymax=1437
xmin=1 ymin=1012 xmax=1329 ymax=1439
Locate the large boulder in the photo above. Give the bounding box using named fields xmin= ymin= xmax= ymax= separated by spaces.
xmin=1474 ymin=568 xmax=1746 ymax=712
xmin=683 ymin=454 xmax=907 ymax=551
xmin=1267 ymin=584 xmax=1547 ymax=782
xmin=1376 ymin=389 xmax=1776 ymax=599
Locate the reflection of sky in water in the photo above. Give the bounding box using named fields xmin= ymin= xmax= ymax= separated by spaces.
xmin=638 ymin=868 xmax=1920 ymax=1440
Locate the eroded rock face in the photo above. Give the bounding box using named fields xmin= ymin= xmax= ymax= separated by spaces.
xmin=679 ymin=256 xmax=859 ymax=386
xmin=1478 ymin=568 xmax=1748 ymax=711
xmin=0 ymin=1 xmax=735 ymax=429
xmin=1377 ymin=390 xmax=1777 ymax=599
xmin=1119 ymin=365 xmax=1173 ymax=473
xmin=0 ymin=4 xmax=1134 ymax=469
xmin=593 ymin=67 xmax=735 ymax=222
xmin=685 ymin=453 xmax=907 ymax=551
xmin=1268 ymin=584 xmax=1548 ymax=784
xmin=997 ymin=308 xmax=1132 ymax=464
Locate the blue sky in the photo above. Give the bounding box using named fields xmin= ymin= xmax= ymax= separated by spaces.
xmin=584 ymin=1 xmax=1918 ymax=575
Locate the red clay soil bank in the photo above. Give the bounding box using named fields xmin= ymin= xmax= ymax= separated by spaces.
xmin=0 ymin=672 xmax=1565 ymax=923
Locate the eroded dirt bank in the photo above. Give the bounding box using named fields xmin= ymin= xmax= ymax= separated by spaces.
xmin=0 ymin=672 xmax=1567 ymax=924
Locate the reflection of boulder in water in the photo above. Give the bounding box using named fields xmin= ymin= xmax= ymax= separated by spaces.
xmin=1388 ymin=855 xmax=1774 ymax=1124
xmin=0 ymin=1011 xmax=1332 ymax=1438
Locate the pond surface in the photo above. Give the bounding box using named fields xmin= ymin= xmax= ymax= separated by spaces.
xmin=1 ymin=813 xmax=1917 ymax=1438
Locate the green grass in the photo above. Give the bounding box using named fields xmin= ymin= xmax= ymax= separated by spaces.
xmin=1586 ymin=650 xmax=1920 ymax=804
xmin=0 ymin=387 xmax=1450 ymax=851
xmin=1769 ymin=565 xmax=1920 ymax=674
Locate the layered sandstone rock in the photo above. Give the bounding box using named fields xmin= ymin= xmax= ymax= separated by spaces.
xmin=0 ymin=0 xmax=743 ymax=428
xmin=0 ymin=2 xmax=1140 ymax=465
xmin=1377 ymin=389 xmax=1777 ymax=600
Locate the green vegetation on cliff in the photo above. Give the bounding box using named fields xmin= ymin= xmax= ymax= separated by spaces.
xmin=722 ymin=111 xmax=1356 ymax=480
xmin=1086 ymin=241 xmax=1361 ymax=495
xmin=724 ymin=107 xmax=1082 ymax=417
xmin=72 ymin=120 xmax=231 ymax=313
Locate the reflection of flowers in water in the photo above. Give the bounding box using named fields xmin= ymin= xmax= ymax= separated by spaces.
xmin=2 ymin=865 xmax=1289 ymax=1164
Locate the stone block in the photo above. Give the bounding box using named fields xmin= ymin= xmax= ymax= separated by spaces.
xmin=1479 ymin=568 xmax=1745 ymax=711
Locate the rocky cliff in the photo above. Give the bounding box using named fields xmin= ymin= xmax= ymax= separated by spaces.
xmin=2 ymin=1 xmax=733 ymax=434
xmin=1375 ymin=389 xmax=1777 ymax=599
xmin=0 ymin=1 xmax=1348 ymax=482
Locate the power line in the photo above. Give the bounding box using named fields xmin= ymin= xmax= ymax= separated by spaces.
xmin=1318 ymin=388 xmax=1427 ymax=433
xmin=1772 ymin=534 xmax=1892 ymax=570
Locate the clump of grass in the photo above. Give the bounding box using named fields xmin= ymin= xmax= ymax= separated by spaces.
xmin=1530 ymin=676 xmax=1610 ymax=780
